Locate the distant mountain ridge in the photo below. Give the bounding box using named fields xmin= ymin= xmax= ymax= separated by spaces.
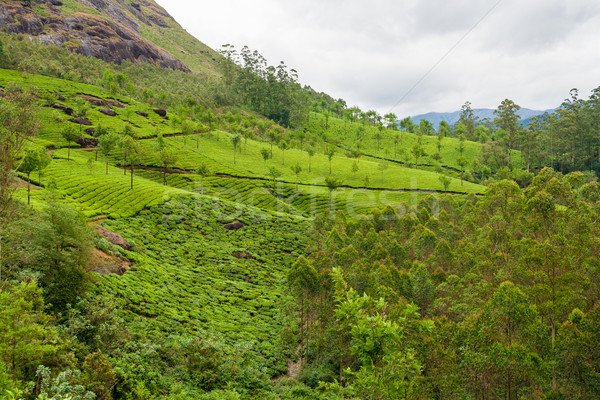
xmin=410 ymin=107 xmax=556 ymax=129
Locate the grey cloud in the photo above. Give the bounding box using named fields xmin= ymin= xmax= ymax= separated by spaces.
xmin=157 ymin=0 xmax=600 ymax=117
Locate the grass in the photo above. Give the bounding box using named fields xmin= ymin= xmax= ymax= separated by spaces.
xmin=3 ymin=67 xmax=488 ymax=222
xmin=307 ymin=112 xmax=523 ymax=171
xmin=99 ymin=194 xmax=310 ymax=374
xmin=136 ymin=132 xmax=485 ymax=194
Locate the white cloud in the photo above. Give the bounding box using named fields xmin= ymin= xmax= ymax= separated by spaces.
xmin=156 ymin=0 xmax=600 ymax=117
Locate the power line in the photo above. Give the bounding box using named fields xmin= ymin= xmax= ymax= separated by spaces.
xmin=389 ymin=0 xmax=505 ymax=114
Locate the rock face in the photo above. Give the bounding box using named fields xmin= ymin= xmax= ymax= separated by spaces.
xmin=0 ymin=0 xmax=190 ymax=72
xmin=75 ymin=137 xmax=98 ymax=147
xmin=95 ymin=226 xmax=132 ymax=250
xmin=69 ymin=117 xmax=92 ymax=125
xmin=224 ymin=221 xmax=245 ymax=230
xmin=99 ymin=108 xmax=116 ymax=116
xmin=51 ymin=103 xmax=74 ymax=115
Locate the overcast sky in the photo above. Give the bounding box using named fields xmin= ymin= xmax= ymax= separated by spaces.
xmin=155 ymin=0 xmax=600 ymax=117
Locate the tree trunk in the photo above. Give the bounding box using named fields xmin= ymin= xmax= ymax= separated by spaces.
xmin=130 ymin=164 xmax=134 ymax=189
xmin=300 ymin=296 xmax=304 ymax=367
xmin=27 ymin=172 xmax=31 ymax=205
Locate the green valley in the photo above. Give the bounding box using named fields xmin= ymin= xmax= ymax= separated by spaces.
xmin=2 ymin=1 xmax=600 ymax=399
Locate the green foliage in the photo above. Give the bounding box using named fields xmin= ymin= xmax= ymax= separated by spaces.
xmin=0 ymin=283 xmax=58 ymax=382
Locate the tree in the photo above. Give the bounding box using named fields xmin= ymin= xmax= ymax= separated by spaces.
xmin=411 ymin=142 xmax=427 ymax=169
xmin=156 ymin=140 xmax=178 ymax=185
xmin=400 ymin=117 xmax=414 ymax=133
xmin=230 ymin=134 xmax=241 ymax=164
xmin=457 ymin=156 xmax=468 ymax=185
xmin=394 ymin=133 xmax=400 ymax=158
xmin=98 ymin=133 xmax=118 ymax=175
xmin=384 ymin=112 xmax=398 ymax=129
xmin=0 ymin=282 xmax=58 ymax=382
xmin=72 ymin=100 xmax=90 ymax=134
xmin=266 ymin=127 xmax=281 ymax=157
xmin=438 ymin=175 xmax=451 ymax=191
xmin=327 ymin=147 xmax=336 ymax=175
xmin=494 ymin=99 xmax=521 ymax=167
xmin=287 ymin=255 xmax=319 ymax=366
xmin=291 ymin=163 xmax=302 ymax=190
xmin=278 ymin=139 xmax=289 ymax=165
xmin=119 ymin=131 xmax=135 ymax=175
xmin=458 ymin=101 xmax=478 ymax=140
xmin=325 ymin=176 xmax=342 ymax=211
xmin=34 ymin=149 xmax=51 ymax=187
xmin=0 ymin=84 xmax=39 ymax=216
xmin=377 ymin=160 xmax=389 ymax=185
xmin=196 ymin=163 xmax=211 ymax=195
xmin=50 ymin=110 xmax=65 ymax=144
xmin=61 ymin=125 xmax=79 ymax=162
xmin=34 ymin=203 xmax=93 ymax=313
xmin=126 ymin=139 xmax=143 ymax=189
xmin=17 ymin=150 xmax=48 ymax=205
xmin=267 ymin=166 xmax=282 ymax=192
xmin=307 ymin=146 xmax=315 ymax=173
xmin=374 ymin=126 xmax=384 ymax=151
xmin=260 ymin=148 xmax=270 ymax=174
xmin=93 ymin=124 xmax=109 ymax=161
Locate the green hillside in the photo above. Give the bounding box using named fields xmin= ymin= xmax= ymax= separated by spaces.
xmin=6 ymin=1 xmax=600 ymax=397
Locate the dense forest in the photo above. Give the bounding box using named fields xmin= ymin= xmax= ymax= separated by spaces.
xmin=1 ymin=1 xmax=600 ymax=399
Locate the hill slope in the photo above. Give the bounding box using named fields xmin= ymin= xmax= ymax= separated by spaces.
xmin=0 ymin=0 xmax=220 ymax=74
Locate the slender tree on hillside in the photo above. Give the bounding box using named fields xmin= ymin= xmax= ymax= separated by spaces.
xmin=325 ymin=176 xmax=342 ymax=211
xmin=98 ymin=133 xmax=118 ymax=175
xmin=155 ymin=135 xmax=178 ymax=185
xmin=327 ymin=147 xmax=336 ymax=175
xmin=94 ymin=124 xmax=109 ymax=161
xmin=18 ymin=150 xmax=41 ymax=205
xmin=439 ymin=175 xmax=451 ymax=191
xmin=51 ymin=110 xmax=65 ymax=144
xmin=73 ymin=99 xmax=90 ymax=135
xmin=457 ymin=156 xmax=468 ymax=185
xmin=291 ymin=163 xmax=302 ymax=190
xmin=494 ymin=98 xmax=521 ymax=167
xmin=374 ymin=126 xmax=383 ymax=151
xmin=378 ymin=160 xmax=389 ymax=185
xmin=61 ymin=125 xmax=79 ymax=162
xmin=458 ymin=101 xmax=478 ymax=140
xmin=384 ymin=112 xmax=398 ymax=129
xmin=411 ymin=141 xmax=427 ymax=169
xmin=307 ymin=147 xmax=315 ymax=173
xmin=276 ymin=139 xmax=288 ymax=165
xmin=260 ymin=148 xmax=270 ymax=174
xmin=287 ymin=255 xmax=319 ymax=368
xmin=196 ymin=163 xmax=211 ymax=195
xmin=127 ymin=140 xmax=143 ymax=189
xmin=231 ymin=134 xmax=241 ymax=165
xmin=400 ymin=117 xmax=414 ymax=133
xmin=268 ymin=166 xmax=282 ymax=192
